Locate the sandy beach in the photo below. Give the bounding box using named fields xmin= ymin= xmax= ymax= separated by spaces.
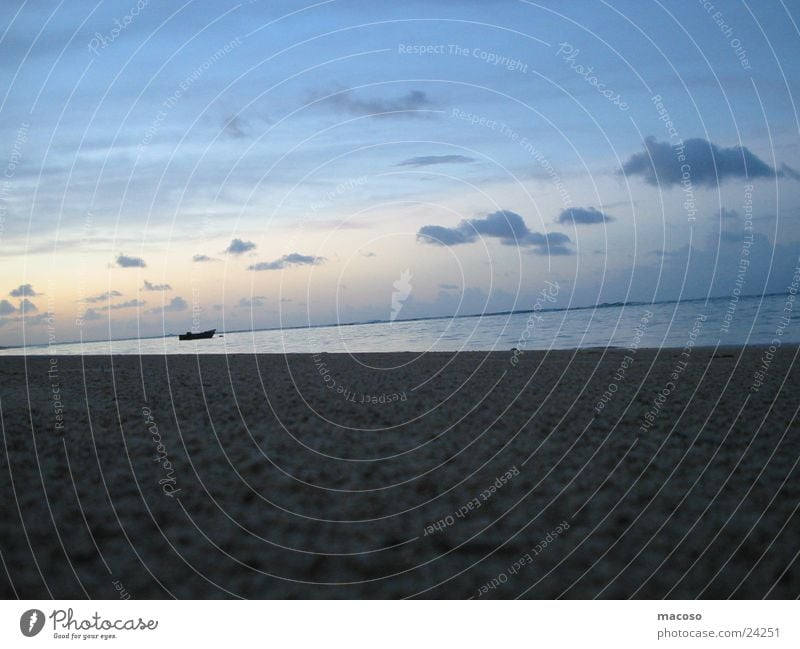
xmin=0 ymin=346 xmax=798 ymax=599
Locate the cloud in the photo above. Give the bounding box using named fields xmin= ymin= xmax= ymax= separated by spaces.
xmin=323 ymin=89 xmax=433 ymax=118
xmin=85 ymin=290 xmax=123 ymax=303
xmin=9 ymin=284 xmax=41 ymax=297
xmin=439 ymin=283 xmax=460 ymax=290
xmin=238 ymin=296 xmax=267 ymax=308
xmin=0 ymin=298 xmax=38 ymax=315
xmin=101 ymin=299 xmax=145 ymax=311
xmin=720 ymin=228 xmax=742 ymax=243
xmin=18 ymin=298 xmax=38 ymax=312
xmin=417 ymin=210 xmax=573 ymax=255
xmin=467 ymin=210 xmax=532 ymax=240
xmin=620 ymin=136 xmax=796 ymax=187
xmin=148 ymin=296 xmax=188 ymax=314
xmin=557 ymin=207 xmax=614 ymax=225
xmin=81 ymin=308 xmax=102 ymax=321
xmin=247 ymin=253 xmax=326 ymax=271
xmin=521 ymin=232 xmax=573 ymax=255
xmin=116 ymin=253 xmax=146 ymax=268
xmin=417 ymin=224 xmax=474 ymax=246
xmin=397 ymin=154 xmax=475 ymax=167
xmin=360 ymin=251 xmax=377 ymax=258
xmin=719 ymin=206 xmax=772 ymax=222
xmin=10 ymin=312 xmax=51 ymax=327
xmin=143 ymin=280 xmax=172 ymax=291
xmin=780 ymin=163 xmax=800 ymax=181
xmin=225 ymin=238 xmax=257 ymax=255
xmin=192 ymin=254 xmax=219 ymax=262
xmin=222 ymin=115 xmax=248 ymax=139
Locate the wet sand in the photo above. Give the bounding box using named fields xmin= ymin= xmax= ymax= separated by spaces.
xmin=0 ymin=346 xmax=798 ymax=598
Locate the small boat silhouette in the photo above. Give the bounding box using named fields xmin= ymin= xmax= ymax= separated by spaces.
xmin=178 ymin=328 xmax=216 ymax=341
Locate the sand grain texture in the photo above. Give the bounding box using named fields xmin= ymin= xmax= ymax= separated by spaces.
xmin=0 ymin=347 xmax=798 ymax=598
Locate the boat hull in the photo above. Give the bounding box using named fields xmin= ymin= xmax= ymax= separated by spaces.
xmin=178 ymin=329 xmax=216 ymax=341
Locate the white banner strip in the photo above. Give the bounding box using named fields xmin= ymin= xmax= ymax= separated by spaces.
xmin=1 ymin=600 xmax=797 ymax=648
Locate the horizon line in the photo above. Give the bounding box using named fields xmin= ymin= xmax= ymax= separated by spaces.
xmin=2 ymin=289 xmax=788 ymax=351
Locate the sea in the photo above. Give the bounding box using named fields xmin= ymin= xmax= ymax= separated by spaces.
xmin=1 ymin=292 xmax=796 ymax=356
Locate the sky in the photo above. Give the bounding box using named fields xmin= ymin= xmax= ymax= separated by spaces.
xmin=1 ymin=0 xmax=799 ymax=346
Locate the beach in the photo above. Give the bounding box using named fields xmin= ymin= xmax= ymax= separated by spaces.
xmin=1 ymin=346 xmax=798 ymax=599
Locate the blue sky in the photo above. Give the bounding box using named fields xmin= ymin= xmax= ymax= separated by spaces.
xmin=1 ymin=0 xmax=799 ymax=345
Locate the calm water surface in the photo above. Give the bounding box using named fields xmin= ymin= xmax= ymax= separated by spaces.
xmin=2 ymin=293 xmax=795 ymax=356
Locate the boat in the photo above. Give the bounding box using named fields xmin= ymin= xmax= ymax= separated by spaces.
xmin=178 ymin=328 xmax=216 ymax=341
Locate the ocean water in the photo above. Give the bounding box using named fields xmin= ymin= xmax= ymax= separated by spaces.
xmin=2 ymin=292 xmax=796 ymax=356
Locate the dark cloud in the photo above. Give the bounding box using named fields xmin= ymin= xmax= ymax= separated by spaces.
xmin=101 ymin=299 xmax=145 ymax=311
xmin=116 ymin=253 xmax=146 ymax=268
xmin=143 ymin=280 xmax=172 ymax=291
xmin=284 ymin=253 xmax=322 ymax=265
xmin=323 ymin=89 xmax=433 ymax=118
xmin=417 ymin=210 xmax=573 ymax=255
xmin=81 ymin=308 xmax=102 ymax=321
xmin=0 ymin=298 xmax=38 ymax=315
xmin=467 ymin=210 xmax=531 ymax=240
xmin=417 ymin=224 xmax=474 ymax=246
xmin=148 ymin=297 xmax=188 ymax=314
xmin=621 ymin=136 xmax=796 ymax=187
xmin=557 ymin=207 xmax=614 ymax=225
xmin=9 ymin=284 xmax=41 ymax=297
xmin=238 ymin=296 xmax=267 ymax=308
xmin=397 ymin=154 xmax=475 ymax=167
xmin=192 ymin=254 xmax=218 ymax=262
xmin=18 ymin=298 xmax=38 ymax=312
xmin=225 ymin=238 xmax=257 ymax=255
xmin=247 ymin=253 xmax=325 ymax=271
xmin=85 ymin=290 xmax=123 ymax=303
